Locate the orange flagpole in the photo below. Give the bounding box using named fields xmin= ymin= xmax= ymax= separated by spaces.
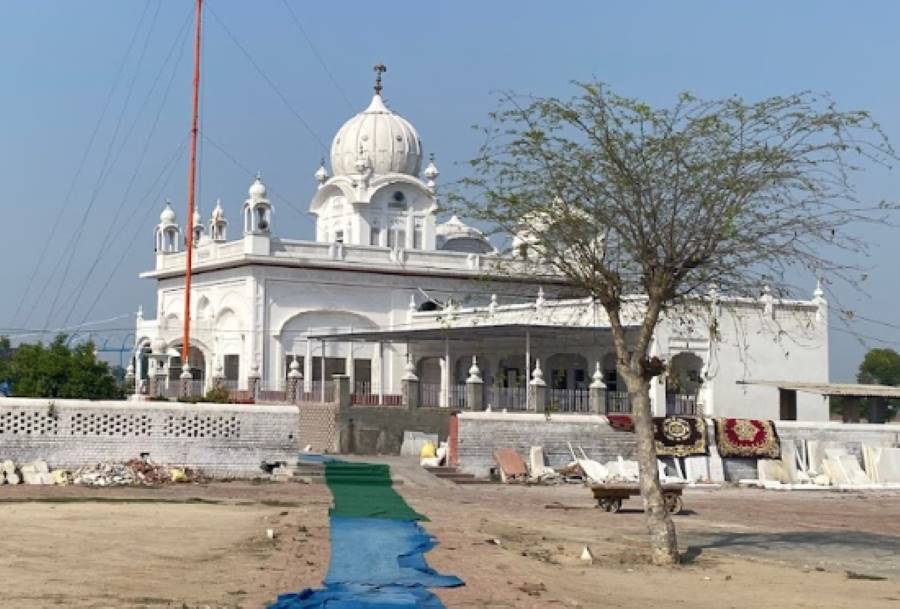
xmin=182 ymin=0 xmax=202 ymax=365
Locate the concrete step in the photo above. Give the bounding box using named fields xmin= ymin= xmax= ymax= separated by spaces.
xmin=424 ymin=465 xmax=494 ymax=485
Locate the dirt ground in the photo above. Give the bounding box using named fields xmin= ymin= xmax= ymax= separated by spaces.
xmin=1 ymin=469 xmax=898 ymax=609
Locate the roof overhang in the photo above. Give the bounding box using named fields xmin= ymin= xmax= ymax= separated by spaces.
xmin=738 ymin=380 xmax=900 ymax=399
xmin=310 ymin=323 xmax=633 ymax=344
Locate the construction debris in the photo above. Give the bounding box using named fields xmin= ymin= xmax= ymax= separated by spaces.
xmin=493 ymin=448 xmax=528 ymax=482
xmin=744 ymin=438 xmax=900 ymax=491
xmin=0 ymin=457 xmax=203 ymax=487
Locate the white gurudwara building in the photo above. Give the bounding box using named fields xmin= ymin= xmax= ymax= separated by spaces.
xmin=133 ymin=71 xmax=830 ymax=422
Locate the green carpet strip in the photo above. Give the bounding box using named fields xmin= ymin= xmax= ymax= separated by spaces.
xmin=325 ymin=461 xmax=427 ymax=522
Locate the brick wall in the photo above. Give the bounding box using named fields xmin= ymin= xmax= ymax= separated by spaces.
xmin=457 ymin=412 xmax=636 ymax=477
xmin=297 ymin=402 xmax=339 ymax=453
xmin=0 ymin=397 xmax=298 ymax=477
xmin=340 ymin=406 xmax=452 ymax=455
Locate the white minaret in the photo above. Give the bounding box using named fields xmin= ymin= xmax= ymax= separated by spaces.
xmin=242 ymin=173 xmax=273 ymax=255
xmin=209 ymin=199 xmax=227 ymax=242
xmin=155 ymin=200 xmax=180 ymax=269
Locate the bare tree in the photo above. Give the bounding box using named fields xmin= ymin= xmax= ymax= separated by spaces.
xmin=453 ymin=82 xmax=895 ymax=564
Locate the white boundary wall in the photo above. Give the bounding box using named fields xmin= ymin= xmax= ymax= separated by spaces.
xmin=0 ymin=397 xmax=298 ymax=477
xmin=456 ymin=412 xmax=900 ymax=479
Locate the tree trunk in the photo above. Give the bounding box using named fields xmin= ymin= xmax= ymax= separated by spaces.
xmin=625 ymin=371 xmax=679 ymax=565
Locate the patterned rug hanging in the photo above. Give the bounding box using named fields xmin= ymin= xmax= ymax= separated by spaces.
xmin=714 ymin=418 xmax=781 ymax=459
xmin=606 ymin=414 xmax=635 ymax=432
xmin=653 ymin=416 xmax=708 ymax=457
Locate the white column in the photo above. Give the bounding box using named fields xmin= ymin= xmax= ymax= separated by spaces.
xmin=304 ymin=340 xmax=312 ymax=392
xmin=386 ymin=344 xmax=395 ymax=394
xmin=347 ymin=340 xmax=355 ymax=390
xmin=525 ymin=329 xmax=531 ymax=410
xmin=441 ymin=338 xmax=450 ymax=408
xmin=320 ymin=340 xmax=327 ymax=401
xmin=377 ymin=341 xmax=385 ymax=404
xmin=651 ymin=375 xmax=667 ymax=417
xmin=135 ymin=351 xmax=144 ymax=384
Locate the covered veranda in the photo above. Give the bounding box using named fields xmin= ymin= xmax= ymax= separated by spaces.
xmin=739 ymin=380 xmax=900 ymax=423
xmin=310 ymin=323 xmax=639 ymax=412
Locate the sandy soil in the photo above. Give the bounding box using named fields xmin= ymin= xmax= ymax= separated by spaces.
xmin=1 ymin=475 xmax=899 ymax=609
xmin=0 ymin=482 xmax=333 ymax=609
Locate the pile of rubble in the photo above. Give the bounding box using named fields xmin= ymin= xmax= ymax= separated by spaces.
xmin=0 ymin=458 xmax=203 ymax=487
xmin=493 ymin=444 xmax=687 ymax=486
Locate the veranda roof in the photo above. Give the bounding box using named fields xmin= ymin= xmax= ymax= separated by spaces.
xmin=738 ymin=380 xmax=900 ymax=399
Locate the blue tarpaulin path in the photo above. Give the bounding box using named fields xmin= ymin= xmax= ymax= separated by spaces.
xmin=267 ymin=458 xmax=463 ymax=609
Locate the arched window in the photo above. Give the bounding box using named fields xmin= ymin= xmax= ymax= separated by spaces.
xmin=417 ymin=300 xmax=441 ymax=312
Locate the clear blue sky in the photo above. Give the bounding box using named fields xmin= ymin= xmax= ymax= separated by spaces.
xmin=0 ymin=1 xmax=897 ymax=379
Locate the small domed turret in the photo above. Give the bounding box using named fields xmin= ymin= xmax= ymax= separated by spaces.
xmin=155 ymin=200 xmax=180 ymax=254
xmin=248 ymin=172 xmax=267 ymax=199
xmin=436 ymin=215 xmax=493 ymax=254
xmin=211 ymin=199 xmax=225 ymax=221
xmin=209 ymin=199 xmax=228 ymax=242
xmin=160 ymin=200 xmax=177 ymax=225
xmin=243 ymin=174 xmax=273 ymax=235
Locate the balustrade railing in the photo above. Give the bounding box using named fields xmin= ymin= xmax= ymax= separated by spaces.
xmin=447 ymin=384 xmax=466 ymax=409
xmin=257 ymin=379 xmax=288 ymax=403
xmin=299 ymin=381 xmax=335 ymax=404
xmin=548 ymin=388 xmax=591 ymax=413
xmin=666 ymin=393 xmax=700 ymax=416
xmin=605 ymin=390 xmax=631 ymax=413
xmin=419 ymin=383 xmax=442 ymax=407
xmin=486 ymin=386 xmax=528 ymax=411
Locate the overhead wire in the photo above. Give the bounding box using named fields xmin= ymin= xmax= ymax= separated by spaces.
xmin=39 ymin=1 xmax=163 ymax=332
xmin=63 ymin=6 xmax=195 ymax=327
xmin=11 ymin=1 xmax=154 ymax=328
xmin=205 ymin=3 xmax=328 ymax=152
xmin=200 ymin=131 xmax=315 ymax=225
xmin=278 ymin=0 xmax=354 ymax=112
xmin=73 ymin=137 xmax=191 ymax=334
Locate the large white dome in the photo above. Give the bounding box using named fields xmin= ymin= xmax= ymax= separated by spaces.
xmin=330 ymin=94 xmax=422 ymax=177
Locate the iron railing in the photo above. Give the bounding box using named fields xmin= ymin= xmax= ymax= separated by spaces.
xmin=298 ymin=381 xmax=334 ymax=404
xmin=486 ymin=386 xmax=528 ymax=411
xmin=666 ymin=393 xmax=700 ymax=416
xmin=548 ymin=388 xmax=591 ymax=413
xmin=419 ymin=383 xmax=442 ymax=407
xmin=257 ymin=379 xmax=289 ymax=403
xmin=447 ymin=384 xmax=467 ymax=409
xmin=605 ymin=390 xmax=631 ymax=413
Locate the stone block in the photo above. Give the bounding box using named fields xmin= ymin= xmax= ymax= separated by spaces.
xmin=22 ymin=470 xmax=43 ymax=485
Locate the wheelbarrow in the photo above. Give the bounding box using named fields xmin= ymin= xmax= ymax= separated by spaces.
xmin=590 ymin=483 xmax=685 ymax=514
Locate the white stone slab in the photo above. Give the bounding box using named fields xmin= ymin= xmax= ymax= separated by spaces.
xmin=821 ymin=459 xmax=850 ymax=485
xmin=780 ymin=441 xmax=800 ymax=483
xmin=684 ymin=456 xmax=709 ymax=483
xmin=837 ymin=455 xmax=869 ymax=485
xmin=708 ymin=444 xmax=725 ymax=483
xmin=875 ymin=448 xmax=900 ymax=483
xmin=578 ymin=459 xmax=609 ymax=483
xmin=758 ymin=459 xmax=790 ymax=484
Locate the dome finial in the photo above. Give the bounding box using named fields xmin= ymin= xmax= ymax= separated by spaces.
xmin=315 ymin=157 xmax=329 ymax=186
xmin=373 ymin=63 xmax=387 ymax=95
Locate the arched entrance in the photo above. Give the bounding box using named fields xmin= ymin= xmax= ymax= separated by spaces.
xmin=168 ymin=345 xmax=207 ymax=383
xmin=666 ymin=352 xmax=704 ymax=415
